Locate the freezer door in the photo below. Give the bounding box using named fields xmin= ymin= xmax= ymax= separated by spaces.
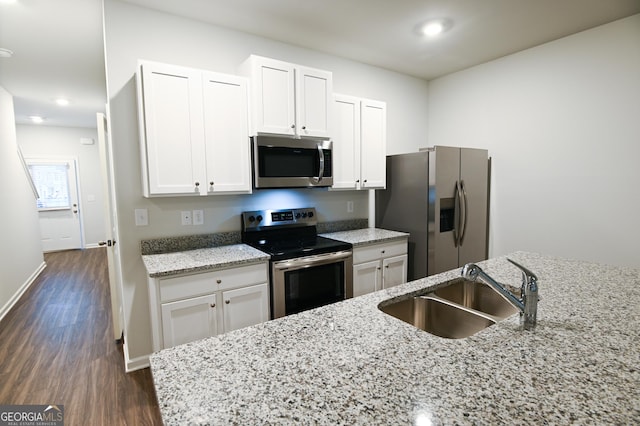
xmin=458 ymin=148 xmax=489 ymax=266
xmin=429 ymin=146 xmax=461 ymax=276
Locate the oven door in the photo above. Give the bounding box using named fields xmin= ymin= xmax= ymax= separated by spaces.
xmin=271 ymin=250 xmax=353 ymax=318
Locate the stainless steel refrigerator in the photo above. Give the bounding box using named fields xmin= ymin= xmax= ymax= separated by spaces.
xmin=375 ymin=146 xmax=489 ymax=280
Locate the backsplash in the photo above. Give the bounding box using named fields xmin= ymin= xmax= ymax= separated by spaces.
xmin=140 ymin=218 xmax=368 ymax=255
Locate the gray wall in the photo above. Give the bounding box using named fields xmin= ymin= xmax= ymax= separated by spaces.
xmin=103 ymin=0 xmax=430 ymax=365
xmin=0 ymin=86 xmax=45 ymax=321
xmin=427 ymin=14 xmax=640 ymax=268
xmin=17 ymin=124 xmax=106 ymax=247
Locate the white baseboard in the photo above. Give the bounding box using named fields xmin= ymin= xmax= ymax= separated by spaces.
xmin=124 ymin=343 xmax=150 ymax=372
xmin=84 ymin=243 xmax=103 ymax=249
xmin=0 ymin=261 xmax=47 ymax=323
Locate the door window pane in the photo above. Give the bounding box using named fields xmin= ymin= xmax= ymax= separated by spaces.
xmin=27 ymin=163 xmax=71 ymax=210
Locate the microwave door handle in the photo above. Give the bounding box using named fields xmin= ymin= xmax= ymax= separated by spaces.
xmin=316 ymin=144 xmax=325 ymax=183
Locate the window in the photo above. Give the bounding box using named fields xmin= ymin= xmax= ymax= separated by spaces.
xmin=27 ymin=162 xmax=72 ymax=211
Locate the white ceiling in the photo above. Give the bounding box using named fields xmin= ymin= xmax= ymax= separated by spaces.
xmin=1 ymin=0 xmax=639 ymax=128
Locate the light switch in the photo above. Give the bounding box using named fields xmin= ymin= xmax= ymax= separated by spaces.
xmin=193 ymin=210 xmax=204 ymax=225
xmin=135 ymin=208 xmax=148 ymax=226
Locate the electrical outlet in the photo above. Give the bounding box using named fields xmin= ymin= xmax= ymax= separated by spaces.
xmin=181 ymin=211 xmax=192 ymax=226
xmin=347 ymin=201 xmax=354 ymax=213
xmin=134 ymin=208 xmax=148 ymax=226
xmin=193 ymin=210 xmax=204 ymax=225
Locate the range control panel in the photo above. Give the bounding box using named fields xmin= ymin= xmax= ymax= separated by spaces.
xmin=241 ymin=207 xmax=317 ymax=231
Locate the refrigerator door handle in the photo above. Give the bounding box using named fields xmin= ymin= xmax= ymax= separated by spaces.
xmin=453 ymin=180 xmax=461 ymax=247
xmin=459 ymin=180 xmax=468 ymax=245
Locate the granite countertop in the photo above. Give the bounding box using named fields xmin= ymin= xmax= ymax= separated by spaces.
xmin=322 ymin=227 xmax=409 ymax=247
xmin=149 ymin=252 xmax=640 ymax=424
xmin=142 ymin=244 xmax=270 ymax=278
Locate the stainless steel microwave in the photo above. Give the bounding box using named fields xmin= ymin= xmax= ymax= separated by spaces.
xmin=252 ymin=136 xmax=333 ymax=188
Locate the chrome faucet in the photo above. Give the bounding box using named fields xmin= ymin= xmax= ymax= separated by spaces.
xmin=461 ymin=258 xmax=538 ymax=330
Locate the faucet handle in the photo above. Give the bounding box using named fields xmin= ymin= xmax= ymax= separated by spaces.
xmin=507 ymin=258 xmax=538 ymax=282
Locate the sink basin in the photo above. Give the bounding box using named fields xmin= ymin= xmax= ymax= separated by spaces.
xmin=433 ymin=278 xmax=519 ymax=320
xmin=378 ymin=277 xmax=519 ymax=339
xmin=379 ymin=296 xmax=496 ymax=339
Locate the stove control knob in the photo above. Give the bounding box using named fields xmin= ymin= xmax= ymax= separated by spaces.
xmin=308 ymin=211 xmax=314 ymax=218
xmin=248 ymin=215 xmax=255 ymax=223
xmin=256 ymin=215 xmax=263 ymax=222
xmin=295 ymin=213 xmax=302 ymax=219
xmin=301 ymin=212 xmax=308 ymax=218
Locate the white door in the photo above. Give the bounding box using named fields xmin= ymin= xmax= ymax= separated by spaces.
xmin=296 ymin=66 xmax=332 ymax=138
xmin=331 ymin=95 xmax=361 ymax=190
xmin=139 ymin=61 xmax=205 ymax=195
xmin=97 ymin=112 xmax=125 ymax=340
xmin=27 ymin=158 xmax=82 ymax=252
xmin=360 ymin=99 xmax=386 ymax=189
xmin=222 ymin=283 xmax=269 ymax=333
xmin=253 ymin=57 xmax=296 ymax=136
xmin=353 ymin=260 xmax=382 ymax=297
xmin=161 ymin=294 xmax=218 ymax=348
xmin=202 ymin=72 xmax=252 ymax=194
xmin=382 ymin=254 xmax=408 ymax=289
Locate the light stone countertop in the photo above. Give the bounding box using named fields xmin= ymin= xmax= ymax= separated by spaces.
xmin=322 ymin=227 xmax=409 ymax=247
xmin=149 ymin=252 xmax=640 ymax=424
xmin=142 ymin=244 xmax=270 ymax=278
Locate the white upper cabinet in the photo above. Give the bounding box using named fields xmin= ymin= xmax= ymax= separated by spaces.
xmin=202 ymin=72 xmax=252 ymax=194
xmin=137 ymin=60 xmax=251 ymax=197
xmin=332 ymin=94 xmax=387 ymax=190
xmin=241 ymin=55 xmax=332 ymax=138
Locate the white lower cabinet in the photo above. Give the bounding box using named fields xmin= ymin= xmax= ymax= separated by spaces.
xmin=352 ymin=240 xmax=408 ymax=297
xmin=148 ymin=262 xmax=269 ymax=351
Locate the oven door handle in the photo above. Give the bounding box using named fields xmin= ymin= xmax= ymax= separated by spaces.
xmin=272 ymin=250 xmax=352 ymax=271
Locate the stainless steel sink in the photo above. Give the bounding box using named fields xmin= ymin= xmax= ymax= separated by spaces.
xmin=378 ymin=278 xmax=518 ymax=339
xmin=379 ymin=296 xmax=496 ymax=339
xmin=433 ymin=277 xmax=519 ymax=320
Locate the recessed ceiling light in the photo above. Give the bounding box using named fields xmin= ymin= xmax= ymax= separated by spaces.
xmin=29 ymin=116 xmax=44 ymax=124
xmin=419 ymin=19 xmax=453 ymax=37
xmin=0 ymin=0 xmax=18 ymax=5
xmin=0 ymin=48 xmax=13 ymax=58
xmin=55 ymin=98 xmax=70 ymax=106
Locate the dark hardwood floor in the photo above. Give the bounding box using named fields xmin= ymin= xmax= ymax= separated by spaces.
xmin=0 ymin=248 xmax=163 ymax=425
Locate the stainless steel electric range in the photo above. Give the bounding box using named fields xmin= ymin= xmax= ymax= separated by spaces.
xmin=241 ymin=207 xmax=353 ymax=319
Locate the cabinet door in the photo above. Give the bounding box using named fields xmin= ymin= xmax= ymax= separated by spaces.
xmin=251 ymin=57 xmax=296 ymax=136
xmin=360 ymin=99 xmax=386 ymax=189
xmin=382 ymin=254 xmax=408 ymax=289
xmin=161 ymin=294 xmax=217 ymax=349
xmin=353 ymin=260 xmax=382 ymax=297
xmin=296 ymin=66 xmax=332 ymax=138
xmin=202 ymin=72 xmax=252 ymax=194
xmin=222 ymin=283 xmax=269 ymax=333
xmin=139 ymin=61 xmax=205 ymax=196
xmin=331 ymin=95 xmax=361 ymax=189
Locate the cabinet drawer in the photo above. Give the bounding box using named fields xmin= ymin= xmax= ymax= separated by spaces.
xmin=159 ymin=262 xmax=268 ymax=302
xmin=353 ymin=240 xmax=407 ymax=264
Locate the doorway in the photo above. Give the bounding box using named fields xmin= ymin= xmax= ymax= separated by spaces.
xmin=27 ymin=158 xmax=83 ymax=252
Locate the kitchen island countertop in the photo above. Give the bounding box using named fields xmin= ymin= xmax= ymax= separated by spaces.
xmin=149 ymin=252 xmax=640 ymax=424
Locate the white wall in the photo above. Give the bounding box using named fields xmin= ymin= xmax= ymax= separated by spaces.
xmin=427 ymin=14 xmax=640 ymax=269
xmin=0 ymin=86 xmax=45 ymax=321
xmin=103 ymin=0 xmax=430 ymax=364
xmin=17 ymin=124 xmax=107 ymax=247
